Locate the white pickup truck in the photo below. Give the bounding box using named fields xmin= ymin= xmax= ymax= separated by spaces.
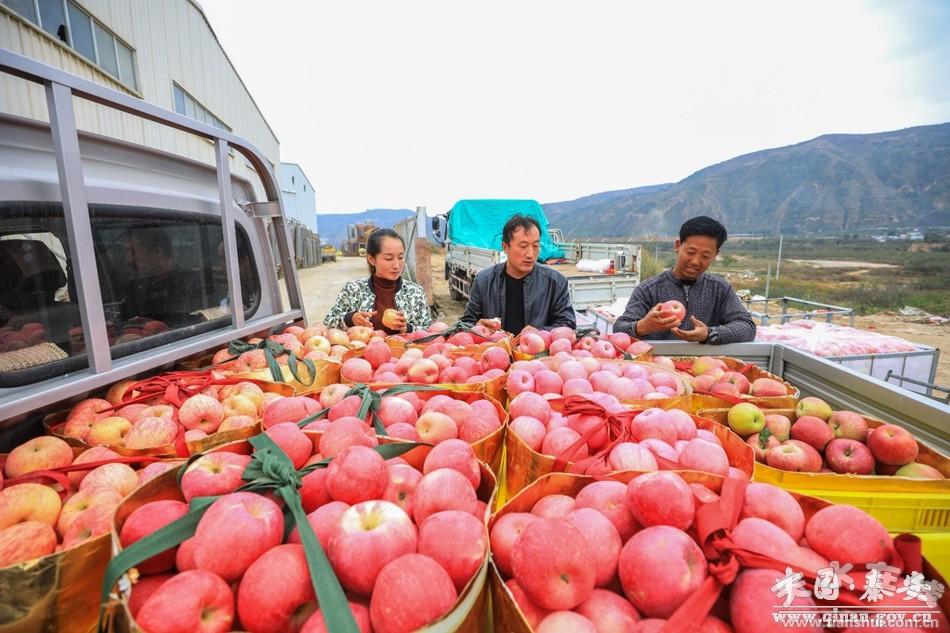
xmin=0 ymin=49 xmax=305 ymax=441
xmin=431 ymin=200 xmax=642 ymax=312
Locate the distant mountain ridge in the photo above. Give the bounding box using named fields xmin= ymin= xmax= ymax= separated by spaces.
xmin=317 ymin=209 xmax=414 ymax=247
xmin=542 ymin=123 xmax=950 ymax=238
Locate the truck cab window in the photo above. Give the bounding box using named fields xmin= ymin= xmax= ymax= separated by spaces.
xmin=0 ymin=202 xmax=261 ymax=387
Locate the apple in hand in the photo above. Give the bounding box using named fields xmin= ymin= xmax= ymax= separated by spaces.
xmin=659 ymin=300 xmax=686 ymax=322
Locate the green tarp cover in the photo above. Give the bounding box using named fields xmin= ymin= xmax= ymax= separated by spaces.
xmin=447 ymin=199 xmax=563 ymax=261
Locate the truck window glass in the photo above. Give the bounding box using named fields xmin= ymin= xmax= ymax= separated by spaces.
xmin=0 ymin=202 xmax=260 ymax=387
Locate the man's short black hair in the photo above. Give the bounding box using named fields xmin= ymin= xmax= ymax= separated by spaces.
xmin=679 ymin=215 xmax=728 ymax=250
xmin=502 ymin=215 xmax=541 ymax=244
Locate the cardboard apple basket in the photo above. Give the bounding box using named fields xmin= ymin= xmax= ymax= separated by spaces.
xmin=309 ymin=383 xmax=508 ymax=475
xmin=533 ymin=358 xmax=693 ymax=410
xmin=490 ymin=470 xmax=950 ymax=633
xmin=176 ymin=338 xmax=344 ymax=395
xmin=671 ymin=355 xmax=800 ymax=411
xmin=340 ymin=369 xmax=509 ymax=412
xmin=504 ymin=395 xmax=755 ymax=498
xmin=102 ymin=433 xmax=498 ymax=633
xmin=510 ymin=332 xmax=652 ymax=363
xmin=0 ymin=452 xmax=171 ymax=633
xmin=44 ymin=376 xmax=294 ymax=458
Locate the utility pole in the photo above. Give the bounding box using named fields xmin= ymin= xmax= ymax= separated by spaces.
xmin=765 ymin=262 xmax=772 ymax=299
xmin=775 ymin=234 xmax=783 ymax=280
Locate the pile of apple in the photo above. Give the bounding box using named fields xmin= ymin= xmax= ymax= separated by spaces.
xmin=727 ymin=397 xmax=946 ymax=478
xmin=506 ymin=355 xmax=686 ymax=403
xmin=119 ymin=421 xmax=490 ymax=633
xmin=491 ymin=472 xmax=946 ymax=632
xmin=264 ymin=384 xmax=503 ymax=447
xmin=679 ymin=355 xmax=790 ymax=399
xmin=0 ymin=322 xmax=48 ymax=351
xmin=507 ymin=392 xmax=743 ymax=478
xmin=514 ymin=326 xmax=652 ymax=359
xmin=340 ymin=337 xmax=511 ymax=385
xmin=0 ymin=436 xmax=178 ymax=568
xmin=394 ymin=320 xmax=508 ymax=346
xmin=61 ymin=380 xmax=281 ymax=450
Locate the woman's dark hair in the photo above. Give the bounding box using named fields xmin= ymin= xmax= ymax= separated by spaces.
xmin=366 ymin=228 xmax=405 ymax=275
xmin=679 ymin=215 xmax=728 ymax=250
xmin=502 ymin=215 xmax=542 ymax=244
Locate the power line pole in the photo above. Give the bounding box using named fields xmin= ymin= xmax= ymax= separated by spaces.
xmin=765 ymin=262 xmax=772 ymax=299
xmin=775 ymin=234 xmax=783 ymax=280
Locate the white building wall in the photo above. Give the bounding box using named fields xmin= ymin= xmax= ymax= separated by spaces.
xmin=0 ymin=0 xmax=279 ymax=199
xmin=279 ymin=162 xmax=317 ymax=234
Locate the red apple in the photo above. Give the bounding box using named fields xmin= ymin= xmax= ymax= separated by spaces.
xmin=237 ymin=544 xmax=316 ymax=633
xmin=531 ymin=494 xmax=576 ymax=519
xmin=325 ymin=445 xmax=387 ymax=505
xmin=766 ymin=441 xmax=821 ymax=473
xmin=805 ymin=505 xmax=891 ymax=566
xmin=490 ymin=512 xmax=537 ymax=577
xmin=618 ymin=525 xmax=706 ymax=618
xmin=740 ymin=482 xmax=805 ymax=541
xmin=413 ymin=468 xmax=477 ymax=523
xmin=868 ymin=424 xmax=918 ymax=466
xmin=625 ymin=471 xmax=694 ymax=530
xmin=329 ymin=500 xmax=418 ymax=595
xmin=511 ymin=518 xmax=595 ymax=610
xmin=0 ymin=521 xmax=57 ymax=567
xmin=827 ymin=410 xmax=869 ymax=441
xmin=418 ymin=510 xmax=487 ymax=592
xmin=730 ymin=569 xmax=823 ymax=633
xmin=119 ymin=500 xmax=189 ymax=575
xmin=659 ymin=300 xmax=685 ymax=321
xmin=790 ymin=415 xmax=835 ymax=452
xmin=423 ymin=439 xmax=480 ymax=488
xmin=180 ymin=452 xmax=252 ymax=502
xmin=137 ymin=569 xmax=234 ymax=633
xmin=575 ymin=588 xmax=641 ymax=632
xmin=318 ymin=417 xmax=377 ymax=458
xmin=289 ymin=500 xmax=350 ymax=550
xmin=505 ymin=579 xmax=551 ymax=629
xmin=537 ymin=611 xmax=598 ymax=632
xmin=825 ymin=438 xmax=875 ymax=475
xmin=574 ymin=481 xmax=638 ymax=540
xmin=301 ymin=601 xmax=372 ymax=633
xmin=4 ymin=436 xmax=73 ymax=478
xmin=192 ymin=492 xmax=285 ymax=583
xmin=369 ymin=554 xmax=458 ymax=633
xmin=566 ymin=508 xmax=622 ymax=587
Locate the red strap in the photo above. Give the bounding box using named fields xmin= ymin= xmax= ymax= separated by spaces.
xmin=0 ymin=455 xmax=161 ymax=494
xmin=693 ymin=389 xmax=746 ymax=405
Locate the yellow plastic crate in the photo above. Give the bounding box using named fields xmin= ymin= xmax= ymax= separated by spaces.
xmin=753 ymin=463 xmax=950 ymax=533
xmin=917 ymin=532 xmax=950 ymax=580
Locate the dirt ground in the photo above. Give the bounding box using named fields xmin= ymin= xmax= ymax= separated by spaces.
xmin=297 ymin=252 xmax=948 ymax=389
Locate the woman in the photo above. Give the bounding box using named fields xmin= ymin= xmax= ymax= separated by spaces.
xmin=324 ymin=229 xmax=432 ymax=334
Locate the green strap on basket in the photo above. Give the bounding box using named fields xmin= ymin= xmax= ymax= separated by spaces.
xmin=99 ymin=430 xmax=425 ymax=633
xmin=414 ymin=322 xmax=495 ymax=344
xmin=223 ymin=338 xmax=318 ymax=386
xmin=297 ymin=383 xmax=444 ymax=435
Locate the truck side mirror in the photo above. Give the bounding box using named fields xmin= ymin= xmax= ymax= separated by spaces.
xmin=431 ymin=217 xmax=439 ymax=232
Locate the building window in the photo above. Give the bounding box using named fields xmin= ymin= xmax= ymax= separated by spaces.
xmin=172 ymin=83 xmax=231 ymax=132
xmin=1 ymin=0 xmax=138 ymax=89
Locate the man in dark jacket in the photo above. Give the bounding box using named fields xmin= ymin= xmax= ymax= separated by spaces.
xmin=461 ymin=215 xmax=575 ymax=332
xmin=614 ymin=216 xmax=755 ymax=344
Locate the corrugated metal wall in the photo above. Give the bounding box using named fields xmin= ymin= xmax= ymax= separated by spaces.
xmin=0 ymin=0 xmax=280 ymax=199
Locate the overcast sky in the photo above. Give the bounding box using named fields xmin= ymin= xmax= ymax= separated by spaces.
xmin=200 ymin=0 xmax=950 ymax=215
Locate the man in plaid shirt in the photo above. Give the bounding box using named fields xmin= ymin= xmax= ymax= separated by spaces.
xmin=614 ymin=216 xmax=756 ymax=345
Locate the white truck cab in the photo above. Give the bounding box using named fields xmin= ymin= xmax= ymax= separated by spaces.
xmin=0 ymin=49 xmax=305 ymax=443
